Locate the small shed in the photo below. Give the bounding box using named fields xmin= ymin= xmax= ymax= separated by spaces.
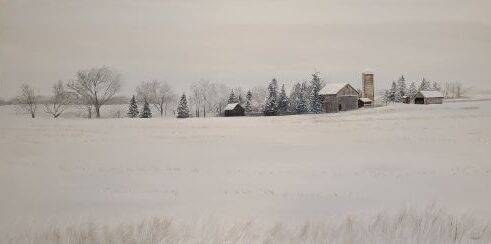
xmin=224 ymin=103 xmax=245 ymax=117
xmin=320 ymin=83 xmax=359 ymax=113
xmin=414 ymin=91 xmax=444 ymax=105
xmin=358 ymin=97 xmax=373 ymax=108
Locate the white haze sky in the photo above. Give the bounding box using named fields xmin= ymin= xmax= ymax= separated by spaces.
xmin=0 ymin=0 xmax=490 ymax=97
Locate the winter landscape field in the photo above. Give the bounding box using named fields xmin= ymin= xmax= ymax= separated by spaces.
xmin=1 ymin=98 xmax=491 ymax=243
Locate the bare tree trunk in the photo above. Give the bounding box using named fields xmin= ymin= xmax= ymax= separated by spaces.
xmin=203 ymin=104 xmax=206 ymax=117
xmin=31 ymin=113 xmax=35 ymax=118
xmin=95 ymin=105 xmax=101 ymax=118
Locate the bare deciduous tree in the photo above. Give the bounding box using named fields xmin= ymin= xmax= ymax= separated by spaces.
xmin=136 ymin=80 xmax=176 ymax=116
xmin=16 ymin=84 xmax=38 ymax=118
xmin=68 ymin=66 xmax=121 ymax=118
xmin=44 ymin=81 xmax=72 ymax=118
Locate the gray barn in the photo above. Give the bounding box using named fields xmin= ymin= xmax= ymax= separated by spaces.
xmin=224 ymin=103 xmax=245 ymax=116
xmin=320 ymin=83 xmax=360 ymax=113
xmin=414 ymin=90 xmax=444 ymax=105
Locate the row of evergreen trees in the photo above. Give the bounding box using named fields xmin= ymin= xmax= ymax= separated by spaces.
xmin=263 ymin=73 xmax=323 ymax=115
xmin=220 ymin=72 xmax=323 ymax=115
xmin=127 ymin=96 xmax=153 ymax=118
xmin=382 ymin=76 xmax=441 ymax=104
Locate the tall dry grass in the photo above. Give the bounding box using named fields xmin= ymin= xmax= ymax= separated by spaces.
xmin=2 ymin=207 xmax=490 ymax=244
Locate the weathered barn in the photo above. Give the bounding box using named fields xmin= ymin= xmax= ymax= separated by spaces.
xmin=224 ymin=103 xmax=245 ymax=117
xmin=414 ymin=91 xmax=444 ymax=105
xmin=320 ymin=83 xmax=359 ymax=113
xmin=358 ymin=97 xmax=373 ymax=108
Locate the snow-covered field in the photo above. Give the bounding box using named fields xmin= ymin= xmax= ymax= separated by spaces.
xmin=1 ymin=100 xmax=491 ymax=243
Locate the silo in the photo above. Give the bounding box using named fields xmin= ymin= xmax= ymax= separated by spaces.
xmin=362 ymin=71 xmax=374 ymax=103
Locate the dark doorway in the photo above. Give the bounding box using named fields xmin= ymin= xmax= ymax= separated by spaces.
xmin=338 ymin=104 xmax=342 ymax=111
xmin=414 ymin=98 xmax=425 ymax=104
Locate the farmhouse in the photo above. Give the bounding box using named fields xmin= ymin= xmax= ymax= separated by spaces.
xmin=358 ymin=97 xmax=373 ymax=108
xmin=224 ymin=103 xmax=245 ymax=117
xmin=320 ymin=83 xmax=360 ymax=113
xmin=414 ymin=90 xmax=444 ymax=105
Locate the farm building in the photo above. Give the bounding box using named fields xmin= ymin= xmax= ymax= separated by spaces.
xmin=414 ymin=90 xmax=444 ymax=105
xmin=224 ymin=103 xmax=245 ymax=117
xmin=320 ymin=83 xmax=360 ymax=113
xmin=358 ymin=97 xmax=373 ymax=108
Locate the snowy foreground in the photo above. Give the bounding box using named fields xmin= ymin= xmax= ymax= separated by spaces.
xmin=1 ymin=100 xmax=491 ymax=243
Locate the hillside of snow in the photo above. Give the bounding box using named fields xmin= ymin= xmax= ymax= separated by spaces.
xmin=1 ymin=100 xmax=490 ymax=242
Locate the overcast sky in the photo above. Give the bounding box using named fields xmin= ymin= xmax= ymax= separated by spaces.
xmin=1 ymin=0 xmax=490 ymax=97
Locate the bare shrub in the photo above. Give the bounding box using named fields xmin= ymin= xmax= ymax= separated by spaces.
xmin=16 ymin=84 xmax=38 ymax=118
xmin=44 ymin=81 xmax=73 ymax=118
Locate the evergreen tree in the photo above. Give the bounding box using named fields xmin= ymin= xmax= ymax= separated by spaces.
xmin=288 ymin=82 xmax=302 ymax=112
xmin=407 ymin=82 xmax=418 ymax=103
xmin=228 ymin=90 xmax=238 ymax=104
xmin=245 ymin=90 xmax=252 ymax=112
xmin=382 ymin=89 xmax=391 ymax=105
xmin=278 ymin=84 xmax=288 ymax=113
xmin=309 ymin=72 xmax=323 ymax=113
xmin=177 ymin=93 xmax=190 ymax=118
xmin=127 ymin=95 xmax=139 ymax=118
xmin=395 ymin=75 xmax=407 ymax=103
xmin=296 ymin=83 xmax=308 ymax=114
xmin=238 ymin=94 xmax=244 ymax=105
xmin=419 ymin=78 xmax=431 ymax=91
xmin=388 ymin=81 xmax=397 ymax=103
xmin=140 ymin=100 xmax=152 ymax=118
xmin=264 ymin=78 xmax=279 ymax=115
xmin=432 ymin=81 xmax=441 ymax=91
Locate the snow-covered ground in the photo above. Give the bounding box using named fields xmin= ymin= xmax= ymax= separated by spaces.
xmin=1 ymin=100 xmax=490 ymax=242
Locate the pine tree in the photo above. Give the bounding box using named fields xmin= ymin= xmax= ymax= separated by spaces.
xmin=432 ymin=81 xmax=441 ymax=91
xmin=245 ymin=90 xmax=252 ymax=112
xmin=288 ymin=82 xmax=302 ymax=112
xmin=296 ymin=83 xmax=308 ymax=114
xmin=382 ymin=89 xmax=391 ymax=105
xmin=140 ymin=100 xmax=152 ymax=118
xmin=395 ymin=75 xmax=407 ymax=103
xmin=177 ymin=93 xmax=190 ymax=118
xmin=264 ymin=78 xmax=279 ymax=115
xmin=389 ymin=81 xmax=397 ymax=103
xmin=127 ymin=95 xmax=139 ymax=118
xmin=309 ymin=72 xmax=323 ymax=113
xmin=407 ymin=82 xmax=418 ymax=103
xmin=419 ymin=78 xmax=431 ymax=91
xmin=228 ymin=90 xmax=238 ymax=104
xmin=278 ymin=84 xmax=288 ymax=113
xmin=238 ymin=94 xmax=244 ymax=105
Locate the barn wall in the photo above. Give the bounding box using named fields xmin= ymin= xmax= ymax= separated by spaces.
xmin=337 ymin=85 xmax=359 ymax=112
xmin=323 ymin=95 xmax=338 ymax=113
xmin=338 ymin=96 xmax=358 ymax=111
xmin=425 ymin=97 xmax=443 ymax=104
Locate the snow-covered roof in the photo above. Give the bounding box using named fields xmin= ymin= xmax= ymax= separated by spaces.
xmin=359 ymin=98 xmax=372 ymax=103
xmin=224 ymin=103 xmax=240 ymax=111
xmin=418 ymin=90 xmax=444 ymax=98
xmin=319 ymin=83 xmax=350 ymax=95
xmin=362 ymin=69 xmax=373 ymax=75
